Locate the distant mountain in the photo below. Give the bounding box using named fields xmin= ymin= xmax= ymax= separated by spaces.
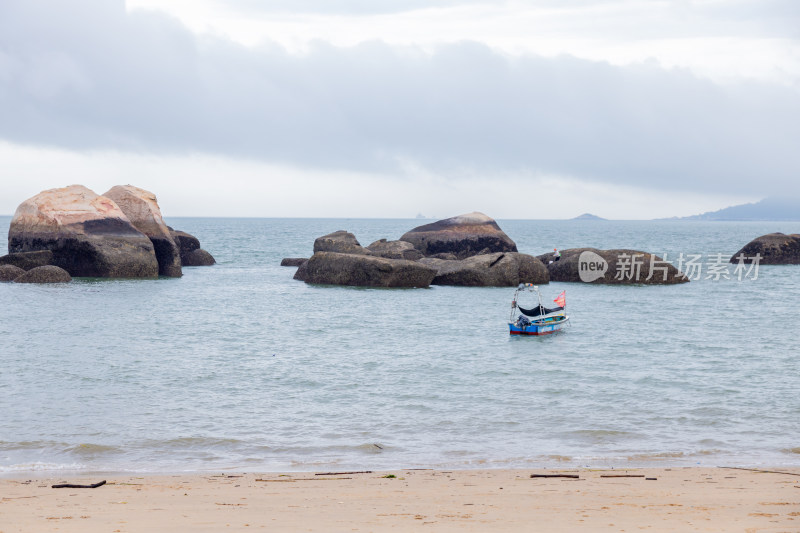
xmin=675 ymin=197 xmax=800 ymax=221
xmin=572 ymin=213 xmax=606 ymax=220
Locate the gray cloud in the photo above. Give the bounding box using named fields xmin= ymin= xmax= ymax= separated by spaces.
xmin=208 ymin=0 xmax=800 ymax=39
xmin=187 ymin=0 xmax=800 ymax=23
xmin=223 ymin=0 xmax=487 ymax=15
xmin=1 ymin=0 xmax=799 ymax=196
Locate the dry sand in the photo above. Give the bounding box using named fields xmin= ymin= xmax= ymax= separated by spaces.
xmin=2 ymin=467 xmax=799 ymax=532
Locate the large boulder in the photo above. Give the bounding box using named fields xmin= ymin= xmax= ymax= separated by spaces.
xmin=294 ymin=251 xmax=437 ymax=288
xmin=313 ymin=231 xmax=371 ymax=255
xmin=13 ymin=265 xmax=72 ymax=283
xmin=169 ymin=229 xmax=216 ymax=267
xmin=0 ymin=250 xmax=53 ymax=270
xmin=729 ymin=233 xmax=800 ymax=264
xmin=182 ymin=248 xmax=216 ymax=266
xmin=400 ymin=212 xmax=517 ymax=259
xmin=103 ymin=185 xmax=182 ymax=277
xmin=419 ymin=252 xmax=549 ymax=286
xmin=536 ymin=248 xmax=689 ymax=284
xmin=8 ymin=185 xmax=158 ymax=278
xmin=366 ymin=239 xmax=424 ymax=261
xmin=0 ymin=264 xmax=25 ymax=282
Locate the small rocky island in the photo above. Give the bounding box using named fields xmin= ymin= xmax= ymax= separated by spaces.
xmin=729 ymin=233 xmax=800 ymax=264
xmin=285 ymin=212 xmax=687 ymax=287
xmin=571 ymin=213 xmax=606 ymax=221
xmin=0 ymin=184 xmax=215 ymax=283
xmin=291 ymin=212 xmax=548 ymax=288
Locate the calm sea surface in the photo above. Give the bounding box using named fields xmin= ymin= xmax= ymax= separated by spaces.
xmin=1 ymin=216 xmax=799 ymax=475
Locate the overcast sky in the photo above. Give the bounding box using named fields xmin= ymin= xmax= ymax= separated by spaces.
xmin=1 ymin=0 xmax=798 ymax=218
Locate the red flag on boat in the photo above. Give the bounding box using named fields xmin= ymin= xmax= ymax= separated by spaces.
xmin=553 ymin=290 xmax=566 ymax=307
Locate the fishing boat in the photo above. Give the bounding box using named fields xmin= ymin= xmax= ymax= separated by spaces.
xmin=508 ymin=284 xmax=569 ymax=336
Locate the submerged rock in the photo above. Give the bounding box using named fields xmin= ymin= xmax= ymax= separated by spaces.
xmin=8 ymin=185 xmax=158 ymax=278
xmin=0 ymin=264 xmax=25 ymax=282
xmin=104 ymin=185 xmax=182 ymax=277
xmin=729 ymin=233 xmax=800 ymax=264
xmin=537 ymin=248 xmax=689 ymax=284
xmin=400 ymin=212 xmax=517 ymax=259
xmin=294 ymin=251 xmax=437 ymax=287
xmin=13 ymin=265 xmax=72 ymax=283
xmin=0 ymin=250 xmax=54 ymax=271
xmin=420 ymin=252 xmax=549 ymax=286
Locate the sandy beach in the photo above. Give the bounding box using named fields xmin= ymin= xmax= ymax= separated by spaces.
xmin=2 ymin=467 xmax=799 ymax=532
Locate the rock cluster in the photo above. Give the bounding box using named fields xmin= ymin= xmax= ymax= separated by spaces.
xmin=1 ymin=185 xmax=215 ymax=281
xmin=729 ymin=233 xmax=800 ymax=265
xmin=289 ymin=213 xmax=547 ymax=288
xmin=286 ymin=213 xmax=693 ymax=288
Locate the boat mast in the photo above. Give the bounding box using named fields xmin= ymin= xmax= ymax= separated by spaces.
xmin=510 ymin=286 xmax=521 ymax=322
xmin=534 ymin=285 xmax=543 ymax=314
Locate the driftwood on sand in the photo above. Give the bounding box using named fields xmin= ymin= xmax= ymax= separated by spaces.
xmin=52 ymin=480 xmax=107 ymax=489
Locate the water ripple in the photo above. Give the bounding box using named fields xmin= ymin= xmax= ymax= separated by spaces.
xmin=1 ymin=217 xmax=799 ymax=473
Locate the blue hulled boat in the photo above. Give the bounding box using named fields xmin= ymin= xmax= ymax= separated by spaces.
xmin=508 ymin=284 xmax=569 ymax=336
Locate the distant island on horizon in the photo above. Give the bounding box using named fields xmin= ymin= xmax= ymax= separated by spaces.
xmin=571 ymin=213 xmax=606 ymax=221
xmin=665 ymin=196 xmax=800 ymax=221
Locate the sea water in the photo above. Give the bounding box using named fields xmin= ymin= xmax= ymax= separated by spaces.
xmin=1 ymin=216 xmax=799 ymax=475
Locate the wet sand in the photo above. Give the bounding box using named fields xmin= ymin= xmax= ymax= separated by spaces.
xmin=1 ymin=467 xmax=799 ymax=532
